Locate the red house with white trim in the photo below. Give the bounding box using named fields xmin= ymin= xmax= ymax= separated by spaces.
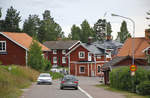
xmin=43 ymin=40 xmax=80 ymax=67
xmin=66 ymin=39 xmax=122 ymax=77
xmin=0 ymin=32 xmax=50 ymax=66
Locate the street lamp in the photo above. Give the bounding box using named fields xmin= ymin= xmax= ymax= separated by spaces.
xmin=111 ymin=13 xmax=135 ymax=65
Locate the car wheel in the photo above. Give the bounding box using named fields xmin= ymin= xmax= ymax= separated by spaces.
xmin=37 ymin=82 xmax=40 ymax=85
xmin=49 ymin=82 xmax=52 ymax=85
xmin=75 ymin=87 xmax=78 ymax=90
xmin=60 ymin=87 xmax=63 ymax=90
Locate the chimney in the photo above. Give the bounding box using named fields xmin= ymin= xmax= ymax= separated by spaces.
xmin=106 ymin=35 xmax=112 ymax=41
xmin=145 ymin=29 xmax=150 ymax=42
xmin=87 ymin=36 xmax=93 ymax=44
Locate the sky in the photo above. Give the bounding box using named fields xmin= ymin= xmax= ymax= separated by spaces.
xmin=0 ymin=0 xmax=150 ymax=39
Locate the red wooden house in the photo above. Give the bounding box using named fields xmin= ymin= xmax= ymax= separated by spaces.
xmin=66 ymin=39 xmax=122 ymax=77
xmin=102 ymin=29 xmax=150 ymax=84
xmin=43 ymin=40 xmax=80 ymax=67
xmin=0 ymin=32 xmax=50 ymax=66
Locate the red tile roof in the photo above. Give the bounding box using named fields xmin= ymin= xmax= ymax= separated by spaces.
xmin=2 ymin=32 xmax=50 ymax=51
xmin=117 ymin=37 xmax=150 ymax=58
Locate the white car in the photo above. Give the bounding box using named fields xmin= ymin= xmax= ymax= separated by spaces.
xmin=37 ymin=73 xmax=52 ymax=85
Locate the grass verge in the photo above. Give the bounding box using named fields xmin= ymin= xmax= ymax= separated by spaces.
xmin=0 ymin=65 xmax=39 ymax=98
xmin=96 ymin=84 xmax=150 ymax=98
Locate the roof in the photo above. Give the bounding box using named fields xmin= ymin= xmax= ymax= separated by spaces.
xmin=66 ymin=40 xmax=122 ymax=56
xmin=103 ymin=56 xmax=130 ymax=67
xmin=43 ymin=40 xmax=80 ymax=50
xmin=1 ymin=32 xmax=50 ymax=51
xmin=117 ymin=37 xmax=150 ymax=59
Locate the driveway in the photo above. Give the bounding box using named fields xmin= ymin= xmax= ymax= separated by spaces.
xmin=77 ymin=76 xmax=125 ymax=98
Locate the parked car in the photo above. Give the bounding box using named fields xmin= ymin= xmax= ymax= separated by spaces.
xmin=60 ymin=75 xmax=78 ymax=90
xmin=51 ymin=67 xmax=60 ymax=73
xmin=37 ymin=73 xmax=52 ymax=85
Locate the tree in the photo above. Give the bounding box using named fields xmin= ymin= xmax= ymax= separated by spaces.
xmin=80 ymin=20 xmax=94 ymax=43
xmin=0 ymin=8 xmax=5 ymax=31
xmin=106 ymin=22 xmax=112 ymax=36
xmin=38 ymin=10 xmax=63 ymax=42
xmin=146 ymin=10 xmax=150 ymax=28
xmin=116 ymin=21 xmax=131 ymax=43
xmin=94 ymin=19 xmax=107 ymax=41
xmin=4 ymin=6 xmax=21 ymax=32
xmin=27 ymin=38 xmax=43 ymax=70
xmin=23 ymin=14 xmax=40 ymax=37
xmin=0 ymin=8 xmax=1 ymax=18
xmin=70 ymin=24 xmax=81 ymax=40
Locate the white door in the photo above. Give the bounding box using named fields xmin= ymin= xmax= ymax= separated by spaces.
xmin=88 ymin=52 xmax=92 ymax=61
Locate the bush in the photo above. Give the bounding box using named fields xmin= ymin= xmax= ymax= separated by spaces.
xmin=137 ymin=81 xmax=150 ymax=95
xmin=49 ymin=71 xmax=64 ymax=80
xmin=109 ymin=66 xmax=148 ymax=92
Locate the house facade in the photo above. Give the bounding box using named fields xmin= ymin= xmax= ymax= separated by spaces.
xmin=43 ymin=40 xmax=80 ymax=67
xmin=0 ymin=32 xmax=50 ymax=66
xmin=102 ymin=29 xmax=150 ymax=84
xmin=66 ymin=39 xmax=123 ymax=77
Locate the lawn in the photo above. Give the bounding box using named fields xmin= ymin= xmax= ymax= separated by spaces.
xmin=96 ymin=84 xmax=150 ymax=98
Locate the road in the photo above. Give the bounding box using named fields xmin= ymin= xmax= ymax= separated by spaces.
xmin=21 ymin=79 xmax=88 ymax=98
xmin=21 ymin=77 xmax=125 ymax=98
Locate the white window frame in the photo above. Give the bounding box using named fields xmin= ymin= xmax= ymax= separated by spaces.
xmin=106 ymin=52 xmax=111 ymax=58
xmin=79 ymin=66 xmax=85 ymax=73
xmin=97 ymin=65 xmax=101 ymax=73
xmin=53 ymin=57 xmax=57 ymax=63
xmin=53 ymin=50 xmax=57 ymax=54
xmin=0 ymin=41 xmax=6 ymax=52
xmin=62 ymin=57 xmax=66 ymax=64
xmin=97 ymin=55 xmax=101 ymax=59
xmin=62 ymin=50 xmax=66 ymax=54
xmin=79 ymin=51 xmax=85 ymax=59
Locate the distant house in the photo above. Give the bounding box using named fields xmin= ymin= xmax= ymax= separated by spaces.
xmin=102 ymin=29 xmax=150 ymax=84
xmin=0 ymin=32 xmax=50 ymax=66
xmin=66 ymin=37 xmax=122 ymax=77
xmin=43 ymin=40 xmax=80 ymax=67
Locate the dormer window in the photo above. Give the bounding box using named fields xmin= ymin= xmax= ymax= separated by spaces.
xmin=79 ymin=51 xmax=85 ymax=58
xmin=62 ymin=50 xmax=66 ymax=54
xmin=0 ymin=41 xmax=6 ymax=52
xmin=53 ymin=50 xmax=57 ymax=54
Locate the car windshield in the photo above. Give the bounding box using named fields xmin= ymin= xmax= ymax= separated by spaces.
xmin=63 ymin=75 xmax=76 ymax=81
xmin=39 ymin=74 xmax=50 ymax=77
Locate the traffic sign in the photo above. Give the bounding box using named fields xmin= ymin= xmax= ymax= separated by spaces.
xmin=130 ymin=65 xmax=137 ymax=72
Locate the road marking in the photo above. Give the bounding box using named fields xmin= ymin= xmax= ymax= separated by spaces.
xmin=78 ymin=86 xmax=93 ymax=98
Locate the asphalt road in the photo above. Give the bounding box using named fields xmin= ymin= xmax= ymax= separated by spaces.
xmin=21 ymin=80 xmax=88 ymax=98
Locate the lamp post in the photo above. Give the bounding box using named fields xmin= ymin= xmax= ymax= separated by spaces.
xmin=111 ymin=13 xmax=135 ymax=92
xmin=111 ymin=13 xmax=135 ymax=65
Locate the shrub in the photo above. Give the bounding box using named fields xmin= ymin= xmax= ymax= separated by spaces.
xmin=49 ymin=71 xmax=64 ymax=80
xmin=109 ymin=66 xmax=148 ymax=92
xmin=136 ymin=81 xmax=150 ymax=95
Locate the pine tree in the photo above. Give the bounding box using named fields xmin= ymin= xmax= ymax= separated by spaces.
xmin=94 ymin=19 xmax=107 ymax=41
xmin=4 ymin=6 xmax=21 ymax=32
xmin=38 ymin=10 xmax=63 ymax=42
xmin=71 ymin=24 xmax=81 ymax=40
xmin=80 ymin=20 xmax=94 ymax=43
xmin=116 ymin=21 xmax=131 ymax=43
xmin=23 ymin=14 xmax=40 ymax=37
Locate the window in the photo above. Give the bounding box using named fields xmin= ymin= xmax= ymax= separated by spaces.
xmin=53 ymin=50 xmax=57 ymax=54
xmin=62 ymin=50 xmax=66 ymax=54
xmin=79 ymin=51 xmax=85 ymax=58
xmin=53 ymin=57 xmax=57 ymax=63
xmin=80 ymin=66 xmax=85 ymax=73
xmin=106 ymin=52 xmax=111 ymax=58
xmin=97 ymin=65 xmax=101 ymax=73
xmin=97 ymin=55 xmax=101 ymax=59
xmin=0 ymin=41 xmax=6 ymax=52
xmin=62 ymin=57 xmax=66 ymax=64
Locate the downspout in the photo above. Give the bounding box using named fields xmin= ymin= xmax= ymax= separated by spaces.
xmin=94 ymin=54 xmax=96 ymax=76
xmin=68 ymin=54 xmax=70 ymax=75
